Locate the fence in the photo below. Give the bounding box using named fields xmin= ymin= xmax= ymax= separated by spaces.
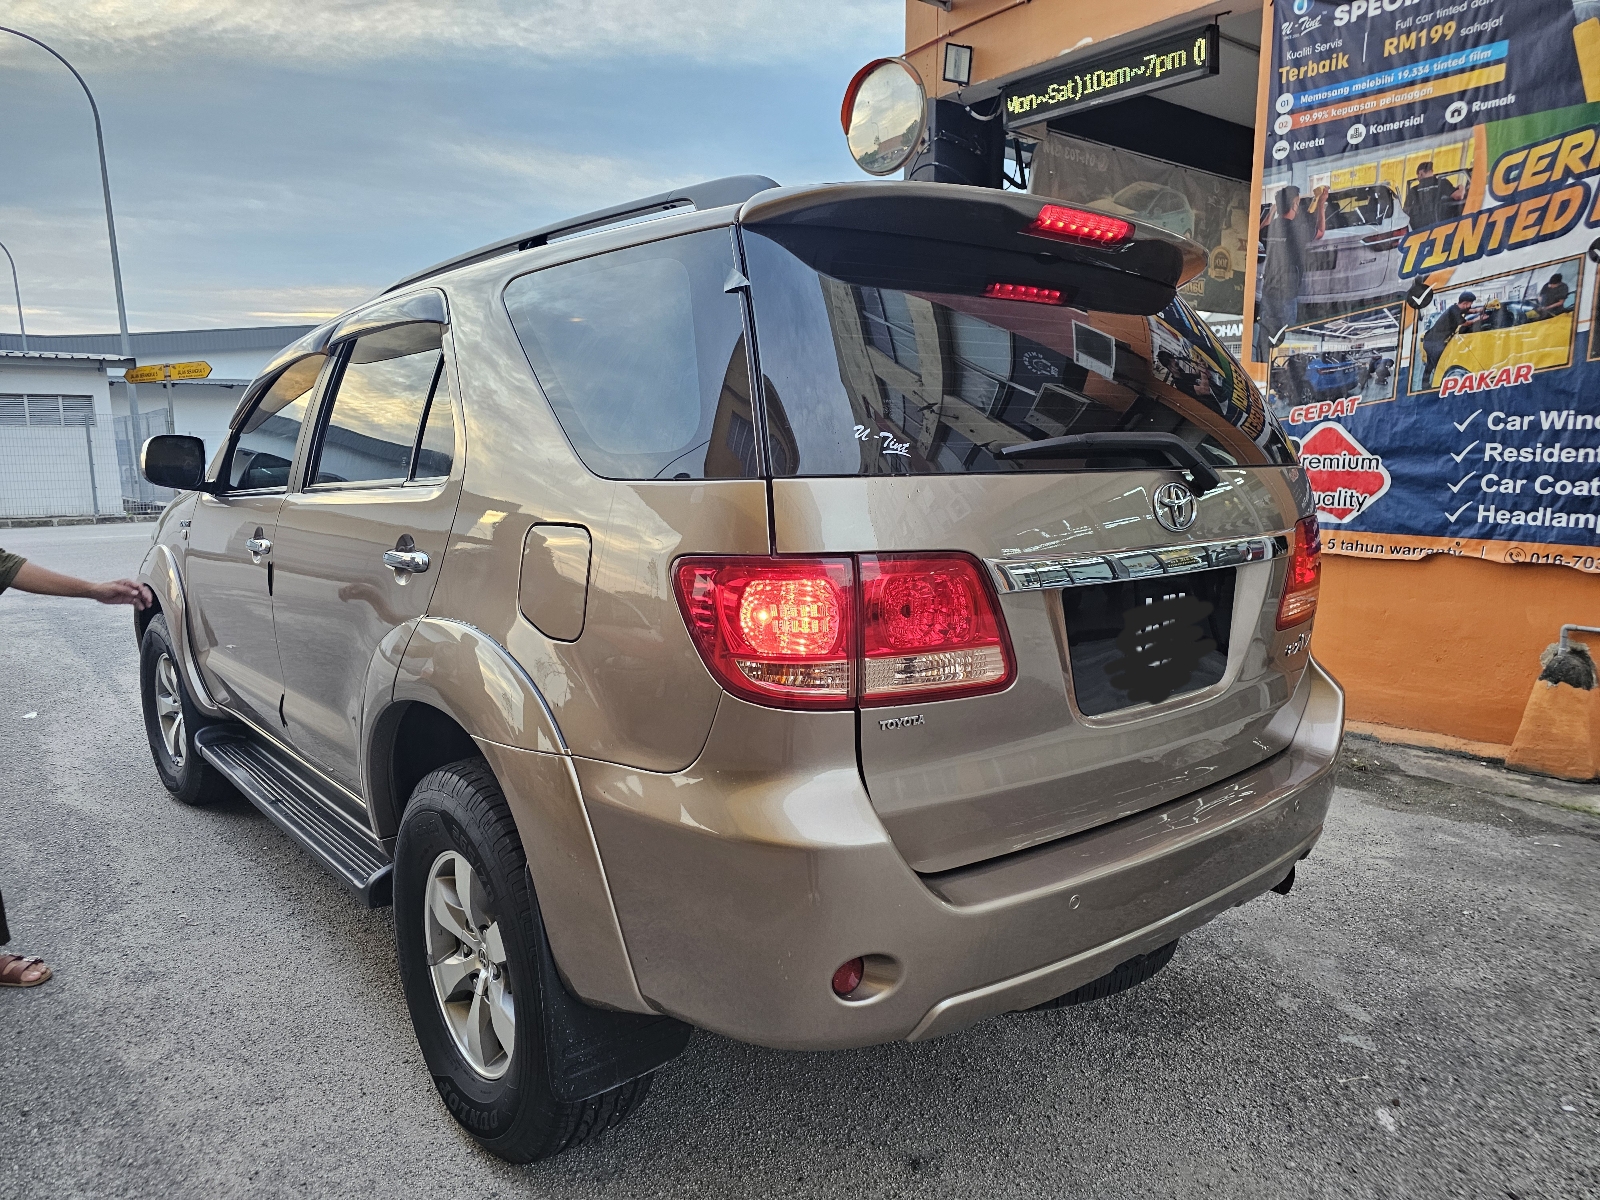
xmin=114 ymin=409 xmax=178 ymax=512
xmin=0 ymin=393 xmax=173 ymax=519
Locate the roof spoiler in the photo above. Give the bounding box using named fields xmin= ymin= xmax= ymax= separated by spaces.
xmin=740 ymin=182 xmax=1207 ymax=290
xmin=382 ymin=174 xmax=780 ymax=294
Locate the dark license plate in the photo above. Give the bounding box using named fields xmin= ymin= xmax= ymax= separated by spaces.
xmin=1061 ymin=569 xmax=1236 ymax=716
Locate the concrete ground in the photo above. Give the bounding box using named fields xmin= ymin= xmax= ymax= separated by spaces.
xmin=2 ymin=523 xmax=1597 ymax=1200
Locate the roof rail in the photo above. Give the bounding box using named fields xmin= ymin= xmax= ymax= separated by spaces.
xmin=383 ymin=174 xmax=780 ymax=294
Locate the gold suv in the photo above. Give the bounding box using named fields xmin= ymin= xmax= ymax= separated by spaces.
xmin=136 ymin=177 xmax=1343 ymax=1161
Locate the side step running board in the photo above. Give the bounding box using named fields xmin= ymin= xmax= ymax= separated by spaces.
xmin=195 ymin=725 xmax=393 ymax=907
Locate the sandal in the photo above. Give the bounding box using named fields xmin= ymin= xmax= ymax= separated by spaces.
xmin=0 ymin=953 xmax=52 ymax=988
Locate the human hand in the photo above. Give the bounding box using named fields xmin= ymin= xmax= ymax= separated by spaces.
xmin=88 ymin=579 xmax=154 ymax=609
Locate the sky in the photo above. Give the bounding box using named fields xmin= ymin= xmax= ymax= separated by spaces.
xmin=0 ymin=0 xmax=903 ymax=336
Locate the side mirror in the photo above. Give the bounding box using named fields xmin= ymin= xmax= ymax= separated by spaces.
xmin=141 ymin=434 xmax=209 ymax=491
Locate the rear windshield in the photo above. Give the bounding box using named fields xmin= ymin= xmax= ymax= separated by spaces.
xmin=742 ymin=227 xmax=1294 ymax=476
xmin=1324 ymin=187 xmax=1393 ymax=230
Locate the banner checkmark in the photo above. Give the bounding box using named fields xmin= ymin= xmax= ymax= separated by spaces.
xmin=1447 ymin=471 xmax=1477 ymax=493
xmin=1453 ymin=409 xmax=1483 ymax=432
xmin=1450 ymin=441 xmax=1479 ymax=464
xmin=1446 ymin=501 xmax=1473 ymax=521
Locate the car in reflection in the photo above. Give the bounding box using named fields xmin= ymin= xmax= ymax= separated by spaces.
xmin=1090 ymin=182 xmax=1195 ymax=239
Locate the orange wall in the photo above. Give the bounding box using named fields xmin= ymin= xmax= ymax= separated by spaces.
xmin=904 ymin=0 xmax=1221 ymax=100
xmin=1314 ymin=555 xmax=1599 ymax=747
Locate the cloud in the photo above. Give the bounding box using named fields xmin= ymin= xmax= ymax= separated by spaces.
xmin=0 ymin=3 xmax=897 ymax=333
xmin=0 ymin=0 xmax=899 ymax=68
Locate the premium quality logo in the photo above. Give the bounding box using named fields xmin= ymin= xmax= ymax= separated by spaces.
xmin=1297 ymin=422 xmax=1391 ymax=523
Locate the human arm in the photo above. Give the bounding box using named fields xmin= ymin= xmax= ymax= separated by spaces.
xmin=7 ymin=559 xmax=152 ymax=608
xmin=1311 ymin=186 xmax=1329 ymax=238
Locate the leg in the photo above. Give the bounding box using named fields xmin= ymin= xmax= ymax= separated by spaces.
xmin=0 ymin=886 xmax=53 ymax=987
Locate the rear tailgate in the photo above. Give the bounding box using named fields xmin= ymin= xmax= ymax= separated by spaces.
xmin=741 ymin=185 xmax=1316 ymax=873
xmin=771 ymin=471 xmax=1309 ymax=873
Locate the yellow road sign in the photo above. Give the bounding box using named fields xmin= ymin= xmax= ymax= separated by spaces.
xmin=123 ymin=360 xmax=212 ymax=383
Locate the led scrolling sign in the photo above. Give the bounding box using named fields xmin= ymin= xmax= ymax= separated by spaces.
xmin=1002 ymin=23 xmax=1220 ymax=129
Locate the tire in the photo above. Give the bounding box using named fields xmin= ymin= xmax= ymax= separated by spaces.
xmin=394 ymin=758 xmax=655 ymax=1162
xmin=139 ymin=613 xmax=231 ymax=806
xmin=1026 ymin=939 xmax=1179 ymax=1011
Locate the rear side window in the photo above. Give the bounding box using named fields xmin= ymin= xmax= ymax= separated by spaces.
xmin=414 ymin=364 xmax=455 ymax=479
xmin=742 ymin=227 xmax=1294 ymax=477
xmin=313 ymin=323 xmax=444 ymax=486
xmin=503 ymin=229 xmax=756 ymax=480
xmin=230 ymin=354 xmax=325 ymax=490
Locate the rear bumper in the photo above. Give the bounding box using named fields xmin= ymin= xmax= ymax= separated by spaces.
xmin=578 ymin=660 xmax=1343 ymax=1050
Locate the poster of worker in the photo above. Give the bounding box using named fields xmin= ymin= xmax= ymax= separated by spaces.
xmin=1409 ymin=258 xmax=1579 ymax=392
xmin=1254 ymin=0 xmax=1600 ymax=571
xmin=1031 ymin=132 xmax=1252 ymax=317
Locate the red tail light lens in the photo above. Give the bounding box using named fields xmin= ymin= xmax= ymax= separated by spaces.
xmin=859 ymin=554 xmax=1014 ymax=705
xmin=674 ymin=557 xmax=854 ymax=709
xmin=674 ymin=553 xmax=1015 ymax=710
xmin=1026 ymin=204 xmax=1134 ymax=246
xmin=1276 ymin=516 xmax=1322 ymax=630
xmin=984 ymin=282 xmax=1063 ymax=305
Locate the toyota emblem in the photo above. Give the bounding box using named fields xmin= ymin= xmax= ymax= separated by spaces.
xmin=1153 ymin=481 xmax=1198 ymax=532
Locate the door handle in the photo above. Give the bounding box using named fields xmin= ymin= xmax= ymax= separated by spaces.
xmin=245 ymin=537 xmax=272 ymax=556
xmin=383 ymin=549 xmax=431 ymax=574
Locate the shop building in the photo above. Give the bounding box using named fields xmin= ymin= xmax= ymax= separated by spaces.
xmin=874 ymin=0 xmax=1598 ymax=764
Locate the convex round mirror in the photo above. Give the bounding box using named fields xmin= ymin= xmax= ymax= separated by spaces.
xmin=842 ymin=57 xmax=927 ymax=177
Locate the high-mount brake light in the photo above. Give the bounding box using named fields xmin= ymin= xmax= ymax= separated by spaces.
xmin=859 ymin=554 xmax=1014 ymax=705
xmin=983 ymin=283 xmax=1064 ymax=305
xmin=673 ymin=553 xmax=1015 ymax=710
xmin=1276 ymin=515 xmax=1322 ymax=630
xmin=1026 ymin=204 xmax=1134 ymax=247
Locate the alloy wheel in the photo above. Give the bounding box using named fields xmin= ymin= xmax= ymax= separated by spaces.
xmin=423 ymin=851 xmax=515 ymax=1078
xmin=153 ymin=653 xmax=186 ymax=768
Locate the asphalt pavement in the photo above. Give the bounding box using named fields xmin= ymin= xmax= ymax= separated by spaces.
xmin=3 ymin=522 xmax=1597 ymax=1199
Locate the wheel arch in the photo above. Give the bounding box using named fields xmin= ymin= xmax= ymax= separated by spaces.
xmin=378 ymin=618 xmax=650 ymax=1014
xmin=139 ymin=543 xmax=227 ymax=718
xmin=366 ymin=699 xmax=481 ymax=841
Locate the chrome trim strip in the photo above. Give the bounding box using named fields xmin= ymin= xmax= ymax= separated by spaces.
xmin=988 ymin=533 xmax=1290 ymax=592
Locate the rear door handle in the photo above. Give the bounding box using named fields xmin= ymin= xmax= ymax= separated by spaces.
xmin=245 ymin=537 xmax=272 ymax=556
xmin=383 ymin=549 xmax=431 ymax=574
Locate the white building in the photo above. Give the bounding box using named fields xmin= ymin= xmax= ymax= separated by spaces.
xmin=0 ymin=325 xmax=312 ymax=519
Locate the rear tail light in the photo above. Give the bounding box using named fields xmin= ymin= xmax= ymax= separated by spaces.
xmin=1362 ymin=230 xmax=1405 ymax=250
xmin=1276 ymin=515 xmax=1322 ymax=630
xmin=1025 ymin=204 xmax=1134 ymax=247
xmin=859 ymin=554 xmax=1013 ymax=705
xmin=674 ymin=557 xmax=854 ymax=710
xmin=831 ymin=958 xmax=865 ymax=998
xmin=984 ymin=282 xmax=1063 ymax=305
xmin=673 ymin=553 xmax=1015 ymax=711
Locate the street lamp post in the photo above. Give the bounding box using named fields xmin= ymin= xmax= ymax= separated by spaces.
xmin=0 ymin=239 xmax=25 ymax=350
xmin=1 ymin=26 xmax=140 ymax=421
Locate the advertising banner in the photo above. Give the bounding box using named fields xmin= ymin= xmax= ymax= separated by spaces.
xmin=1033 ymin=132 xmax=1254 ymax=316
xmin=1255 ymin=0 xmax=1600 ymax=571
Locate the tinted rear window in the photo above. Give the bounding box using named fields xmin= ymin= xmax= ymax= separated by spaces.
xmin=742 ymin=227 xmax=1293 ymax=476
xmin=504 ymin=228 xmax=757 ymax=480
